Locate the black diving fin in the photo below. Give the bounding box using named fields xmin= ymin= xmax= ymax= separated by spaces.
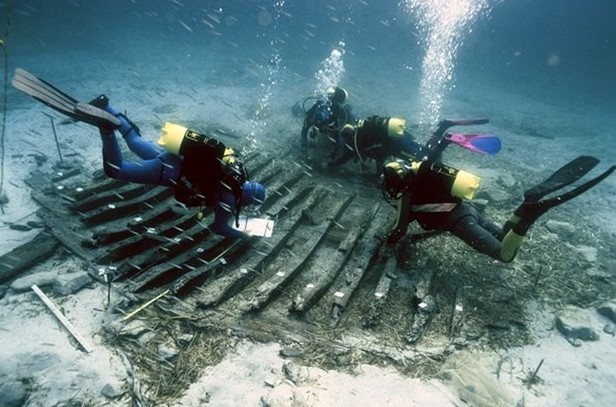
xmin=527 ymin=163 xmax=615 ymax=210
xmin=12 ymin=68 xmax=120 ymax=128
xmin=524 ymin=155 xmax=601 ymax=202
xmin=512 ymin=160 xmax=615 ymax=235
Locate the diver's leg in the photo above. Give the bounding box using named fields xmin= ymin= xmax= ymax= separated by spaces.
xmin=104 ymin=105 xmax=164 ymax=160
xmin=476 ymin=211 xmax=505 ymax=241
xmin=447 ymin=203 xmax=504 ymax=260
xmin=100 ymin=129 xmax=165 ymax=185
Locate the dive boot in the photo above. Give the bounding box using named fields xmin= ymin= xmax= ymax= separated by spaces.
xmin=88 ymin=94 xmax=109 ymax=109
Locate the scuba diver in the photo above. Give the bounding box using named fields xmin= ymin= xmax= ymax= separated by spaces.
xmin=381 ymin=119 xmax=615 ymax=262
xmin=12 ymin=68 xmax=266 ymax=239
xmin=326 ymin=115 xmax=425 ymax=175
xmin=297 ymin=86 xmax=354 ymax=161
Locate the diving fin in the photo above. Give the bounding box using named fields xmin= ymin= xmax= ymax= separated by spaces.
xmin=524 ymin=155 xmax=600 ymax=202
xmin=12 ymin=68 xmax=120 ymax=128
xmin=425 ymin=118 xmax=490 ymax=161
xmin=512 ymin=162 xmax=615 ymax=235
xmin=446 ymin=133 xmax=502 ymax=155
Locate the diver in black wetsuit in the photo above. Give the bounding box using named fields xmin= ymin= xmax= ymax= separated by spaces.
xmin=383 ymin=153 xmax=615 ymax=262
xmin=326 ymin=115 xmax=425 ymax=175
xmin=298 ymin=86 xmax=354 ymax=160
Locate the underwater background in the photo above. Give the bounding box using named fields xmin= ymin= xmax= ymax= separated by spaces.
xmin=5 ymin=0 xmax=615 ymax=131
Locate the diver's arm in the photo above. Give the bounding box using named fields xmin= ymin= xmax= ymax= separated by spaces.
xmin=327 ymin=147 xmax=354 ymax=168
xmin=387 ymin=189 xmax=413 ymax=244
xmin=399 ymin=131 xmax=426 ymax=159
xmin=211 ymin=194 xmax=247 ymax=239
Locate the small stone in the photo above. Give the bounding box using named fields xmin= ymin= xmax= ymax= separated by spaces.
xmin=53 ymin=273 xmax=92 ymax=295
xmin=545 ymin=220 xmax=576 ymax=236
xmin=282 ymin=361 xmax=300 ymax=384
xmin=555 ymin=306 xmax=599 ymax=343
xmin=137 ymin=331 xmax=156 ymax=346
xmin=452 ymin=337 xmax=468 ymax=347
xmin=26 ymin=220 xmax=46 ymax=229
xmin=603 ymin=323 xmax=616 ymax=336
xmin=157 ymin=342 xmax=178 ymax=361
xmin=120 ymin=320 xmax=151 ymax=338
xmin=10 ymin=271 xmax=57 ymax=292
xmin=597 ymin=300 xmax=616 ymax=324
xmin=178 ymin=333 xmax=194 ymax=347
xmin=261 ymin=382 xmax=295 ymax=407
xmin=0 ymin=380 xmax=28 ymax=407
xmin=264 ymin=376 xmax=280 ymax=388
xmin=574 ymin=245 xmax=598 ymax=264
xmin=8 ymin=224 xmax=32 ymax=231
xmin=101 ymin=383 xmax=123 ymax=399
xmin=280 ymin=347 xmax=304 ymax=358
xmin=440 ymin=370 xmax=454 ymax=381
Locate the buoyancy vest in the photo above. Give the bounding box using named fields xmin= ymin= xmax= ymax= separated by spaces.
xmin=158 ymin=123 xmax=245 ymax=208
xmin=353 ymin=116 xmax=407 ymax=162
xmin=409 ymin=161 xmax=480 ymax=212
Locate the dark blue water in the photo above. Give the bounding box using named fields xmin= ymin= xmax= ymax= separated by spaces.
xmin=460 ymin=0 xmax=616 ymax=107
xmin=2 ymin=0 xmax=614 ymax=123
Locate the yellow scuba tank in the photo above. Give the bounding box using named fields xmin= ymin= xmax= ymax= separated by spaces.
xmin=158 ymin=122 xmax=222 ymax=156
xmin=413 ymin=161 xmax=480 ymax=201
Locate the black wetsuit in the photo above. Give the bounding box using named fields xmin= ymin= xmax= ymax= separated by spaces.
xmin=328 ymin=116 xmax=424 ymax=172
xmin=387 ymin=161 xmax=506 ymax=260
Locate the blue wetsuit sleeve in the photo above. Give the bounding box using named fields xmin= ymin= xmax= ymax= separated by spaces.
xmin=211 ymin=191 xmax=246 ymax=238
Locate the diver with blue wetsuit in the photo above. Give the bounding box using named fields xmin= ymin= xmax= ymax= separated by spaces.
xmin=97 ymin=97 xmax=265 ymax=238
xmin=11 ymin=69 xmax=266 ymax=239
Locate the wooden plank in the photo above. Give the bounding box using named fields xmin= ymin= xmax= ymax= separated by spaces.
xmin=291 ymin=204 xmax=379 ymax=313
xmin=196 ymin=186 xmax=323 ymax=309
xmin=243 ymin=194 xmax=355 ymax=312
xmin=172 ymin=239 xmax=249 ymax=298
xmin=0 ymin=231 xmax=58 ymax=283
xmin=79 ymin=187 xmax=173 ymax=225
xmin=112 ymin=221 xmax=213 ymax=281
xmin=51 ymin=167 xmax=81 ymax=182
xmin=406 ymin=266 xmax=437 ymax=344
xmin=364 ymin=256 xmax=397 ymax=327
xmin=71 ymin=183 xmax=154 ymax=213
xmin=406 ymin=294 xmax=437 ymax=344
xmin=129 ymin=234 xmax=229 ymax=292
xmin=32 ymin=284 xmax=93 ymax=353
xmin=329 ymin=214 xmax=387 ymax=328
xmin=130 ymin=170 xmax=306 ymax=293
xmin=95 ymin=210 xmax=201 ymax=264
